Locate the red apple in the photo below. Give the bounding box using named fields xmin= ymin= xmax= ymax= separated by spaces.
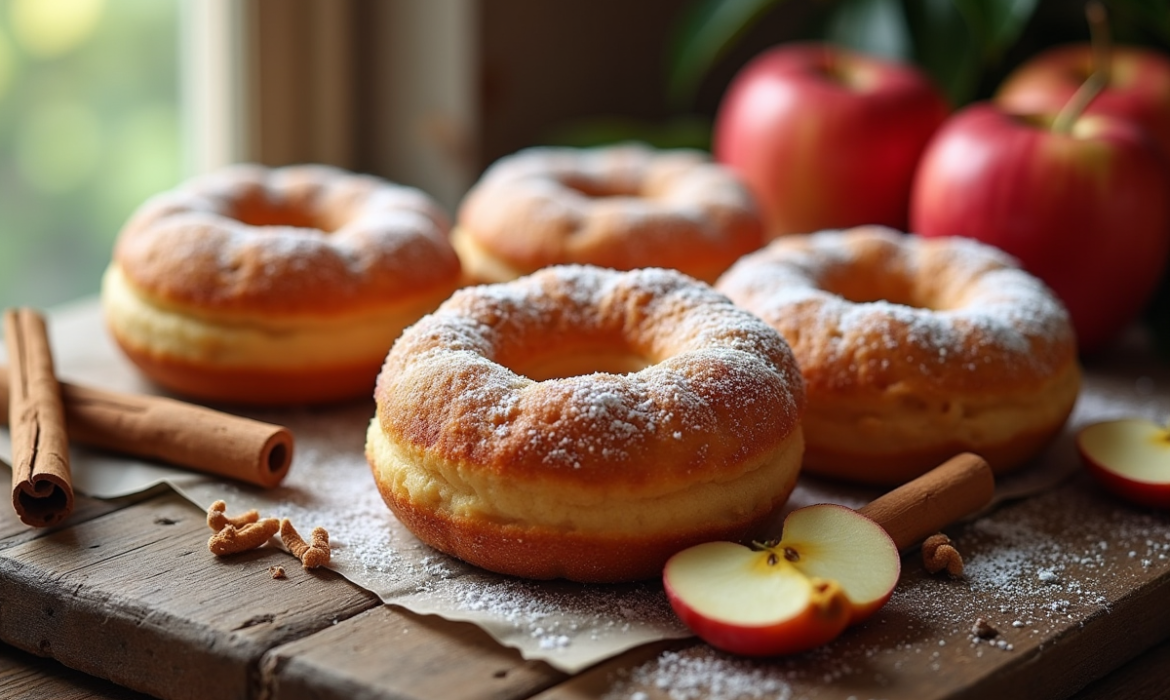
xmin=1077 ymin=418 xmax=1170 ymax=508
xmin=663 ymin=504 xmax=900 ymax=657
xmin=713 ymin=42 xmax=950 ymax=238
xmin=996 ymin=44 xmax=1170 ymax=162
xmin=909 ymin=102 xmax=1170 ymax=353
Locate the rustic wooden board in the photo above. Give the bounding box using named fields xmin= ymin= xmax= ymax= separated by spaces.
xmin=0 ymin=642 xmax=152 ymax=700
xmin=0 ymin=492 xmax=381 ymax=700
xmin=0 ymin=480 xmax=165 ymax=552
xmin=527 ymin=473 xmax=1170 ymax=700
xmin=133 ymin=469 xmax=1167 ymax=700
xmin=2 ymin=304 xmax=1170 ymax=699
xmin=1070 ymin=636 xmax=1170 ymax=700
xmin=259 ymin=605 xmax=568 ymax=700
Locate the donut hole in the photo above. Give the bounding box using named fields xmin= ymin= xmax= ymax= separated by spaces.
xmin=814 ymin=262 xmax=959 ymax=311
xmin=230 ymin=191 xmax=341 ymax=233
xmin=558 ymin=175 xmax=640 ymax=200
xmin=819 ymin=275 xmax=941 ymax=311
xmin=500 ymin=338 xmax=654 ymax=382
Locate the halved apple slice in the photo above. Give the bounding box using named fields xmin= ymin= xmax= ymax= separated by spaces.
xmin=663 ymin=504 xmax=901 ymax=656
xmin=1077 ymin=418 xmax=1170 ymax=508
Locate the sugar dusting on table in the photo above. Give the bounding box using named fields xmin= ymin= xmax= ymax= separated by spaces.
xmin=601 ymin=472 xmax=1170 ymax=700
xmin=177 ymin=397 xmax=692 ymax=671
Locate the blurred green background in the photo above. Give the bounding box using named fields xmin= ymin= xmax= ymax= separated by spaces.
xmin=0 ymin=0 xmax=181 ymax=313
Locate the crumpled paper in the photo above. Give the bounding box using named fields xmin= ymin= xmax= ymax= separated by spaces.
xmin=1 ymin=299 xmax=1165 ymax=673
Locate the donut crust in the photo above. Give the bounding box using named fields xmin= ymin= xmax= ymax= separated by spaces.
xmin=717 ymin=226 xmax=1081 ymax=484
xmin=367 ymin=266 xmax=806 ymax=582
xmin=103 ymin=164 xmax=462 ymax=405
xmin=455 ymin=145 xmax=765 ymax=284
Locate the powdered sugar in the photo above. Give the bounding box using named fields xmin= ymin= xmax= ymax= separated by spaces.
xmin=716 ymin=227 xmax=1076 ymax=384
xmin=378 ymin=265 xmax=804 ymax=477
xmin=115 ymin=163 xmax=458 ymax=308
xmin=601 ymin=475 xmax=1170 ymax=699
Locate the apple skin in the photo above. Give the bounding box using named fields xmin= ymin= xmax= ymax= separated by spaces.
xmin=1077 ymin=419 xmax=1170 ymax=509
xmin=909 ymin=103 xmax=1170 ymax=354
xmin=665 ymin=544 xmax=854 ymax=657
xmin=996 ymin=44 xmax=1170 ymax=162
xmin=713 ymin=42 xmax=950 ymax=238
xmin=662 ymin=504 xmax=900 ymax=657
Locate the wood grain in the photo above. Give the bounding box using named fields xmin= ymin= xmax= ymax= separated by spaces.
xmin=0 ymin=483 xmax=165 ymax=553
xmin=528 ymin=474 xmax=1170 ymax=700
xmin=0 ymin=492 xmax=380 ymax=700
xmin=259 ymin=604 xmax=567 ymax=700
xmin=0 ymin=642 xmax=152 ymax=700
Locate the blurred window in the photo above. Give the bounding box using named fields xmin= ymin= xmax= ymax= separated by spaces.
xmin=0 ymin=0 xmax=181 ymax=310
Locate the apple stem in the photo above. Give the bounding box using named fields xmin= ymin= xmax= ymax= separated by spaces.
xmin=1051 ymin=1 xmax=1112 ymax=135
xmin=1051 ymin=74 xmax=1106 ymax=134
xmin=1088 ymin=0 xmax=1112 ymax=85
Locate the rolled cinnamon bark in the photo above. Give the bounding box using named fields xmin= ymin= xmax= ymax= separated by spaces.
xmin=0 ymin=365 xmax=295 ymax=489
xmin=858 ymin=452 xmax=995 ymax=551
xmin=5 ymin=309 xmax=74 ymax=527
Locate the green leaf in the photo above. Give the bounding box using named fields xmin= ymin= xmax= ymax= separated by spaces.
xmin=825 ymin=0 xmax=914 ymax=61
xmin=904 ymin=0 xmax=980 ymax=105
xmin=666 ymin=0 xmax=786 ymax=110
xmin=952 ymin=0 xmax=1040 ymax=63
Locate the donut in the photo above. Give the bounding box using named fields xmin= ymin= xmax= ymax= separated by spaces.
xmin=102 ymin=163 xmax=462 ymax=405
xmin=365 ymin=265 xmax=806 ymax=582
xmin=716 ymin=226 xmax=1081 ymax=485
xmin=452 ymin=144 xmax=765 ymax=284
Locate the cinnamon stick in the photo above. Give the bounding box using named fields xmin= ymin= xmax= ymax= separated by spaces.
xmin=5 ymin=309 xmax=74 ymax=527
xmin=857 ymin=452 xmax=995 ymax=551
xmin=0 ymin=365 xmax=294 ymax=489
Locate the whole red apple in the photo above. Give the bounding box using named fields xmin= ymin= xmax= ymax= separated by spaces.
xmin=996 ymin=44 xmax=1170 ymax=161
xmin=713 ymin=42 xmax=950 ymax=238
xmin=910 ymin=103 xmax=1170 ymax=353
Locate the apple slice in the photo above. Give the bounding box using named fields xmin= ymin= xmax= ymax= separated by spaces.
xmin=663 ymin=504 xmax=900 ymax=657
xmin=1077 ymin=418 xmax=1170 ymax=508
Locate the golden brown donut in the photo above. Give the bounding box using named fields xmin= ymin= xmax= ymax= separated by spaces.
xmin=366 ymin=265 xmax=806 ymax=582
xmin=716 ymin=226 xmax=1081 ymax=485
xmin=452 ymin=144 xmax=765 ymax=284
xmin=103 ymin=163 xmax=461 ymax=405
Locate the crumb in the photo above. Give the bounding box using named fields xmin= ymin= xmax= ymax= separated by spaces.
xmin=972 ymin=618 xmax=998 ymax=639
xmin=269 ymin=565 xmax=286 ymax=579
xmin=923 ymin=533 xmax=964 ymax=576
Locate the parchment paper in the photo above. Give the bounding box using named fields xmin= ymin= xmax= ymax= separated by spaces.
xmin=1 ymin=298 xmax=1166 ymax=673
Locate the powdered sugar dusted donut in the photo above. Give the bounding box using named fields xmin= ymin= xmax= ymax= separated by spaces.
xmin=366 ymin=265 xmax=805 ymax=582
xmin=452 ymin=144 xmax=765 ymax=284
xmin=717 ymin=226 xmax=1080 ymax=485
xmin=103 ymin=163 xmax=461 ymax=405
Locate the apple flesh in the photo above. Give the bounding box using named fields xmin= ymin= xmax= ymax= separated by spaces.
xmin=910 ymin=103 xmax=1170 ymax=354
xmin=713 ymin=42 xmax=949 ymax=238
xmin=1077 ymin=418 xmax=1170 ymax=508
xmin=663 ymin=504 xmax=900 ymax=656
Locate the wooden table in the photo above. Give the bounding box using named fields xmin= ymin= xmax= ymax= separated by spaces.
xmin=1 ymin=317 xmax=1169 ymax=699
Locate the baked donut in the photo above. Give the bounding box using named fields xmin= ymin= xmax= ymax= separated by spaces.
xmin=452 ymin=144 xmax=765 ymax=284
xmin=716 ymin=226 xmax=1081 ymax=485
xmin=366 ymin=265 xmax=805 ymax=582
xmin=103 ymin=163 xmax=461 ymax=405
